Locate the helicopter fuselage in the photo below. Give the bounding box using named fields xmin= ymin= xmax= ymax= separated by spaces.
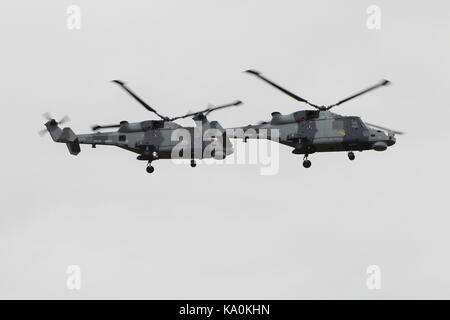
xmin=47 ymin=118 xmax=233 ymax=161
xmin=229 ymin=110 xmax=396 ymax=155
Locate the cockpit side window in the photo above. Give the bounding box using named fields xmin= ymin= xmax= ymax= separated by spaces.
xmin=350 ymin=117 xmax=367 ymax=130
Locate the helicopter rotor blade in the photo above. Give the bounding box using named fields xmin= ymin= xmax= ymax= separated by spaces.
xmin=58 ymin=115 xmax=70 ymax=125
xmin=111 ymin=80 xmax=169 ymax=121
xmin=244 ymin=69 xmax=321 ymax=109
xmin=170 ymin=100 xmax=242 ymax=121
xmin=38 ymin=128 xmax=48 ymax=136
xmin=91 ymin=124 xmax=122 ymax=131
xmin=204 ymin=100 xmax=242 ymax=115
xmin=326 ymin=79 xmax=391 ymax=110
xmin=365 ymin=122 xmax=404 ymax=135
xmin=169 ymin=113 xmax=194 ymax=121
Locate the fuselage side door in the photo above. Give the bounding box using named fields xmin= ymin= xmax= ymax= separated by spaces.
xmin=344 ymin=117 xmax=363 ymax=144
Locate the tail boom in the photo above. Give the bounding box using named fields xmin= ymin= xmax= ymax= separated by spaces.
xmin=44 ymin=120 xmax=80 ymax=155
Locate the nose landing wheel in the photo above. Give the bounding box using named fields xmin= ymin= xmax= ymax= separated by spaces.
xmin=348 ymin=152 xmax=355 ymax=161
xmin=190 ymin=159 xmax=197 ymax=168
xmin=302 ymin=155 xmax=312 ymax=168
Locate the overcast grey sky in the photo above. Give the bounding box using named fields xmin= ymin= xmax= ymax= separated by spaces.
xmin=1 ymin=0 xmax=449 ymax=299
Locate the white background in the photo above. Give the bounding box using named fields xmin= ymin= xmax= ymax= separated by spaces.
xmin=1 ymin=0 xmax=449 ymax=299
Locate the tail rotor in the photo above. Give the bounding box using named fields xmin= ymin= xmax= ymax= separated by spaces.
xmin=39 ymin=113 xmax=70 ymax=136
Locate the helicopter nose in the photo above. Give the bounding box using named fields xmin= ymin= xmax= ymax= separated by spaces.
xmin=372 ymin=141 xmax=388 ymax=151
xmin=373 ymin=134 xmax=395 ymax=151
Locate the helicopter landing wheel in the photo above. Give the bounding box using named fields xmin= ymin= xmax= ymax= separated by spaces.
xmin=146 ymin=162 xmax=155 ymax=173
xmin=348 ymin=151 xmax=355 ymax=161
xmin=190 ymin=159 xmax=197 ymax=168
xmin=302 ymin=155 xmax=311 ymax=168
xmin=303 ymin=160 xmax=312 ymax=168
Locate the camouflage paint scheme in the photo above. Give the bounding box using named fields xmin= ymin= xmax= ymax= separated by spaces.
xmin=44 ymin=116 xmax=233 ymax=161
xmin=43 ymin=73 xmax=400 ymax=170
xmin=225 ymin=69 xmax=399 ymax=159
xmin=228 ymin=110 xmax=396 ymax=155
xmin=44 ymin=109 xmax=396 ymax=168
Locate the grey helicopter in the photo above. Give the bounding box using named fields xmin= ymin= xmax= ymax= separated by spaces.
xmin=228 ymin=70 xmax=403 ymax=168
xmin=40 ymin=80 xmax=241 ymax=173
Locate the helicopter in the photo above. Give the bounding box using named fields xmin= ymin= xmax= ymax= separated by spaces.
xmin=228 ymin=70 xmax=403 ymax=168
xmin=40 ymin=80 xmax=241 ymax=173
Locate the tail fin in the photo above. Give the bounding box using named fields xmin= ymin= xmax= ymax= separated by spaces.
xmin=44 ymin=120 xmax=80 ymax=155
xmin=62 ymin=128 xmax=80 ymax=155
xmin=45 ymin=119 xmax=63 ymax=142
